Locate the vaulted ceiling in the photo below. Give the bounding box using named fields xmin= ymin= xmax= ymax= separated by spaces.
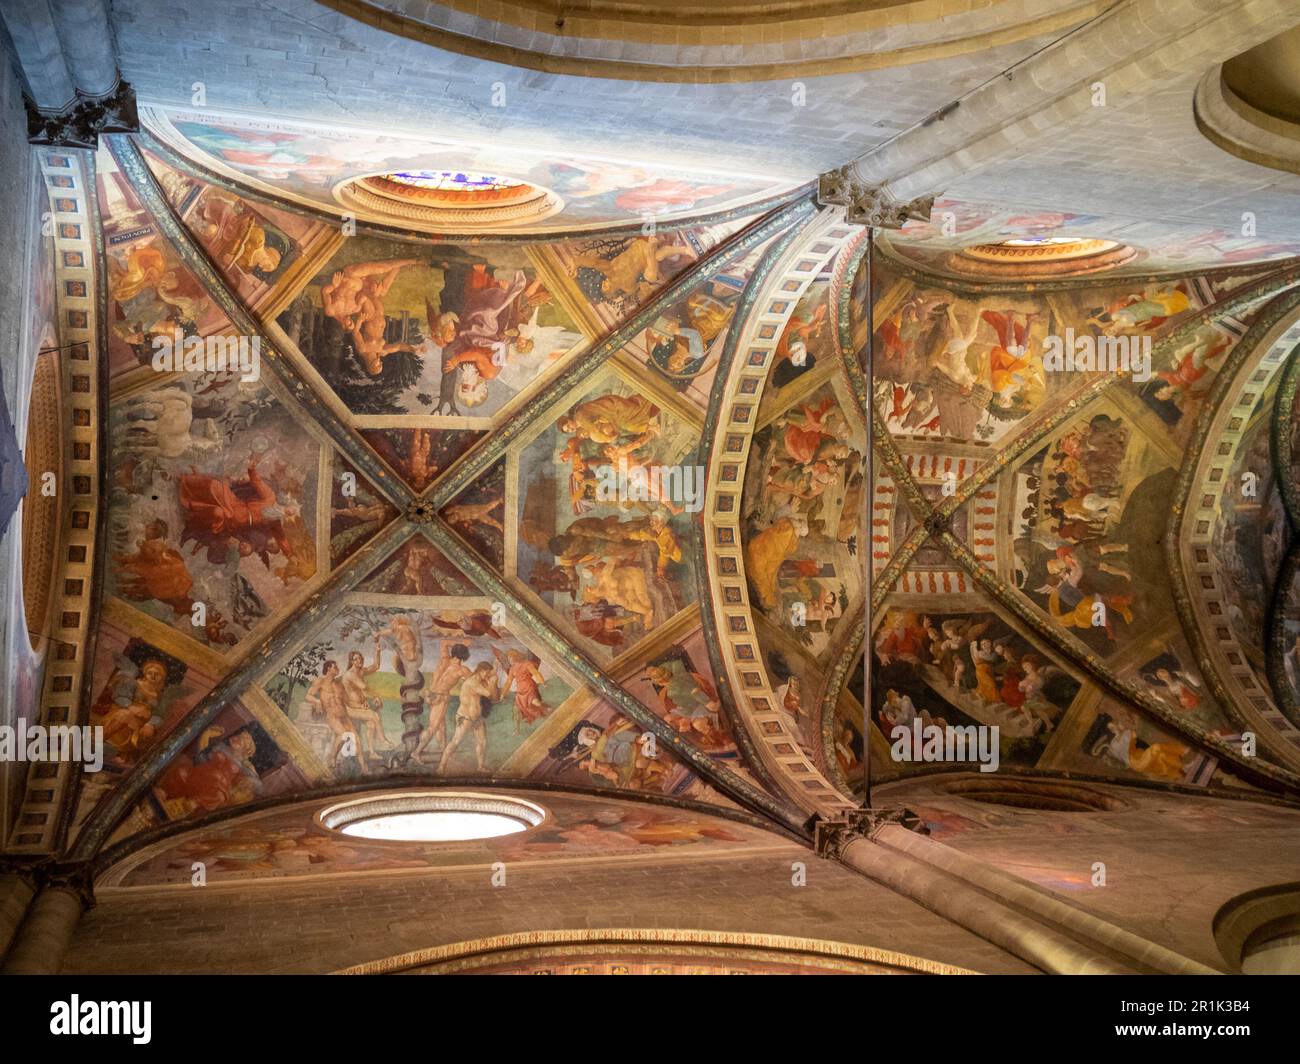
xmin=6 ymin=1 xmax=1300 ymax=909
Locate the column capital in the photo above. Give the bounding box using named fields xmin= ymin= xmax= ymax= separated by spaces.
xmin=0 ymin=857 xmax=95 ymax=908
xmin=26 ymin=79 xmax=138 ymax=149
xmin=0 ymin=855 xmax=51 ymax=890
xmin=44 ymin=862 xmax=97 ymax=911
xmin=813 ymin=807 xmax=928 ymax=860
xmin=816 ymin=166 xmax=936 ymax=229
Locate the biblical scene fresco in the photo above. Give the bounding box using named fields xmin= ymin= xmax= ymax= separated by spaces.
xmin=1118 ymin=638 xmax=1237 ymax=739
xmin=1053 ymin=696 xmax=1221 ymax=786
xmin=531 ymin=698 xmax=696 ymax=796
xmin=634 ymin=235 xmax=779 ymax=409
xmin=96 ymin=146 xmax=227 ymax=381
xmin=143 ymin=150 xmax=327 ymax=309
xmin=756 ymin=278 xmax=833 ymax=422
xmin=329 ymin=460 xmax=399 ymax=568
xmin=1006 ymin=402 xmax=1176 ymax=655
xmin=146 ymin=702 xmax=303 ymax=826
xmin=264 ymin=603 xmax=579 ymax=778
xmin=552 ymin=221 xmax=742 ymax=329
xmin=871 ymin=606 xmax=1082 ymax=775
xmin=1275 ymin=561 xmax=1300 ymax=710
xmin=619 ymin=628 xmax=737 ymax=760
xmin=1212 ymin=401 xmax=1290 ymax=675
xmin=103 ymin=790 xmax=778 ymax=887
xmin=514 ymin=371 xmax=700 ymax=660
xmin=277 ymin=235 xmax=585 ymax=421
xmin=859 ymin=264 xmax=1209 ymax=450
xmin=355 ymin=536 xmax=477 ymax=597
xmin=833 ymin=656 xmax=866 ymax=788
xmin=1131 ymin=323 xmax=1240 ymax=445
xmin=143 ymin=106 xmax=794 ymax=231
xmin=68 ymin=622 xmax=219 ymax=841
xmin=741 ymin=378 xmax=865 ymax=659
xmin=359 ymin=428 xmax=483 ymax=493
xmin=440 ymin=461 xmax=507 ymax=570
xmin=106 ymin=375 xmax=323 ymax=650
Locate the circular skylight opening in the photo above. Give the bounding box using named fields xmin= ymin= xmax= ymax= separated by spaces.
xmin=318 ymin=792 xmax=546 ymax=843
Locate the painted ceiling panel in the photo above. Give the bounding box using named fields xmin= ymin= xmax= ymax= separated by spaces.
xmin=139 ymin=106 xmax=799 ymax=235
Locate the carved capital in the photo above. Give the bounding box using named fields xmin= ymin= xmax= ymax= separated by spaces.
xmin=27 ymin=80 xmax=138 ymax=149
xmin=43 ymin=862 xmax=97 ymax=911
xmin=406 ymin=500 xmax=436 ymax=524
xmin=0 ymin=854 xmax=52 ymax=890
xmin=923 ymin=509 xmax=953 ymax=538
xmin=817 ymin=166 xmax=936 ymax=229
xmin=813 ymin=807 xmax=928 ymax=859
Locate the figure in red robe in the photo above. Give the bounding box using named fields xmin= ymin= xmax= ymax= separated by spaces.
xmin=178 ymin=452 xmax=292 ymax=566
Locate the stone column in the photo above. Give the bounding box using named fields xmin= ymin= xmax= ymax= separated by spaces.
xmin=815 ymin=809 xmax=1137 ymax=975
xmin=0 ymin=860 xmax=41 ymax=962
xmin=1 ymin=865 xmax=93 ymax=975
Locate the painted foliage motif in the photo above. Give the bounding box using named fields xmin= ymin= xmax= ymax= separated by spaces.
xmin=742 ymin=381 xmax=864 ymax=658
xmin=265 ymin=604 xmax=576 ymax=777
xmin=107 ymin=375 xmax=321 ymax=648
xmin=278 ymin=235 xmax=584 ymax=419
xmin=516 ymin=374 xmax=699 ymax=658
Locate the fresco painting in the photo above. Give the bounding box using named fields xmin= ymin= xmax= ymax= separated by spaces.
xmin=515 ymin=374 xmax=700 ymax=659
xmin=107 ymin=375 xmax=323 ymax=649
xmin=1212 ymin=404 xmax=1290 ymax=673
xmin=106 ymin=791 xmax=774 ymax=886
xmin=440 ymin=460 xmax=507 ymax=570
xmin=620 ymin=629 xmax=737 ymax=759
xmin=265 ymin=604 xmax=577 ymax=778
xmin=741 ymin=380 xmax=864 ymax=659
xmin=359 ymin=428 xmax=483 ymax=493
xmin=144 ymin=149 xmax=325 ymax=307
xmin=879 ymin=197 xmax=1300 ymax=273
xmin=1008 ymin=406 xmax=1175 ymax=653
xmin=96 ymin=146 xmax=228 ymax=380
xmin=533 ymin=699 xmax=694 ymax=795
xmin=356 ymin=536 xmax=477 ymax=597
xmin=553 ymin=222 xmax=742 ymax=328
xmin=329 ymin=459 xmax=399 ymax=568
xmin=756 ymin=278 xmax=833 ymax=421
xmin=278 ymin=235 xmax=584 ymax=420
xmin=1058 ymin=697 xmax=1220 ymax=786
xmin=638 ymin=238 xmax=773 ymax=408
xmin=144 ymin=106 xmax=794 ymax=230
xmin=871 ymin=608 xmax=1081 ymax=773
